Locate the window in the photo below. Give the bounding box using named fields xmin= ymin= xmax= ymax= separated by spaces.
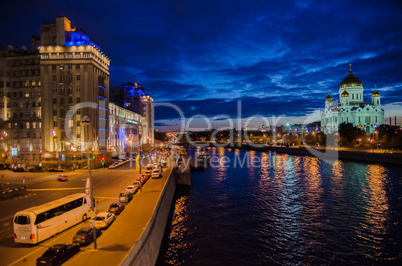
xmin=76 ymin=97 xmax=80 ymax=103
xmin=51 ymin=53 xmax=57 ymax=59
xmin=77 ymin=109 xmax=81 ymax=115
xmin=53 ymin=121 xmax=57 ymax=127
xmin=75 ymin=53 xmax=81 ymax=58
xmin=53 ymin=86 xmax=57 ymax=93
xmin=69 ymin=98 xmax=73 ymax=104
xmin=53 ymin=75 xmax=57 ymax=82
xmin=77 ymin=121 xmax=81 ymax=126
xmin=76 ymin=64 xmax=80 ymax=70
xmin=53 ymin=110 xmax=57 ymax=116
xmin=0 ymin=103 xmax=3 ymax=108
xmin=14 ymin=215 xmax=30 ymax=225
xmin=53 ymin=98 xmax=57 ymax=104
xmin=77 ymin=133 xmax=81 ymax=138
xmin=76 ymin=85 xmax=80 ymax=92
xmin=76 ymin=75 xmax=80 ymax=81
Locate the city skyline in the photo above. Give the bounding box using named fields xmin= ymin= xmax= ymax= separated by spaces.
xmin=1 ymin=0 xmax=401 ymax=130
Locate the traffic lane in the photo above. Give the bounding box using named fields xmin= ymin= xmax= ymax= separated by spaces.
xmin=0 ymin=171 xmax=88 ymax=239
xmin=2 ymin=220 xmax=91 ymax=266
xmin=0 ymin=167 xmax=140 ymax=265
xmin=2 ymin=185 xmax=141 ymax=264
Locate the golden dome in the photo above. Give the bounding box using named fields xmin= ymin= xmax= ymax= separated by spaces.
xmin=341 ymin=90 xmax=349 ymax=97
xmin=372 ymin=90 xmax=380 ymax=97
xmin=326 ymin=94 xmax=333 ymax=101
xmin=340 ymin=71 xmax=363 ymax=88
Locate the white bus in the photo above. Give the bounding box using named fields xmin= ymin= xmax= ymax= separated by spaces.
xmin=13 ymin=193 xmax=94 ymax=244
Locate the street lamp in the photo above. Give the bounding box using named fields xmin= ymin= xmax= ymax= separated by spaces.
xmin=374 ymin=130 xmax=379 ymax=150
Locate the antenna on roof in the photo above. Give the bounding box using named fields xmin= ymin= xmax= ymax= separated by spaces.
xmin=349 ymin=62 xmax=352 ymax=71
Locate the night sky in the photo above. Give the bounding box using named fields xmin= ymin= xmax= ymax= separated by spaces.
xmin=1 ymin=0 xmax=401 ymax=131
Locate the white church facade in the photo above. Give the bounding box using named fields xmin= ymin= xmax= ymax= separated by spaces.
xmin=321 ymin=65 xmax=384 ymax=134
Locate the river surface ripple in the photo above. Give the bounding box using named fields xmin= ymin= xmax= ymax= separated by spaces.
xmin=157 ymin=148 xmax=402 ymax=265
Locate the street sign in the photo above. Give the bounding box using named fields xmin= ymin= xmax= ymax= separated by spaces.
xmin=82 ymin=115 xmax=91 ymax=124
xmin=11 ymin=147 xmax=18 ymax=157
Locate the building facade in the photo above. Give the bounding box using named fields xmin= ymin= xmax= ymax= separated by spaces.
xmin=39 ymin=16 xmax=110 ymax=159
xmin=123 ymin=83 xmax=154 ymax=146
xmin=0 ymin=45 xmax=42 ymax=163
xmin=109 ymin=103 xmax=144 ymax=158
xmin=0 ymin=16 xmax=156 ymax=166
xmin=321 ymin=66 xmax=385 ymax=134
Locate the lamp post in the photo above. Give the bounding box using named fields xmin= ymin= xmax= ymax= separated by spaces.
xmin=82 ymin=115 xmax=96 ymax=249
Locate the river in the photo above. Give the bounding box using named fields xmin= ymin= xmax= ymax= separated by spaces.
xmin=157 ymin=147 xmax=402 ymax=265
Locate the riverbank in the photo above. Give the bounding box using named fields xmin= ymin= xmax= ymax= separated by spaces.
xmin=233 ymin=145 xmax=402 ymax=166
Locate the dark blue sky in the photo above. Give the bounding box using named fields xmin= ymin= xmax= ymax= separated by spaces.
xmin=1 ymin=0 xmax=401 ymax=130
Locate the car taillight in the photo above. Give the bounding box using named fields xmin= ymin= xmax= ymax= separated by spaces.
xmin=81 ymin=237 xmax=86 ymax=240
xmin=30 ymin=234 xmax=35 ymax=239
xmin=13 ymin=233 xmax=16 ymax=238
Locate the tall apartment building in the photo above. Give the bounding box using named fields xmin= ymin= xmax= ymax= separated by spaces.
xmin=123 ymin=83 xmax=154 ymax=147
xmin=0 ymin=45 xmax=42 ymax=163
xmin=39 ymin=16 xmax=110 ymax=158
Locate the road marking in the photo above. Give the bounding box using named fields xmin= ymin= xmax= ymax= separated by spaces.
xmin=96 ymin=197 xmax=119 ymax=200
xmin=0 ymin=215 xmax=13 ymax=223
xmin=27 ymin=187 xmax=85 ymax=191
xmin=0 ymin=226 xmax=12 ymax=235
xmin=8 ymin=222 xmax=85 ymax=266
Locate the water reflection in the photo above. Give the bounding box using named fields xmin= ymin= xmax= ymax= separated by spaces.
xmin=357 ymin=164 xmax=390 ymax=258
xmin=158 ymin=148 xmax=402 ymax=265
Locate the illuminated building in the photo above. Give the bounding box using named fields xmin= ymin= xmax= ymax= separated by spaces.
xmin=39 ymin=16 xmax=110 ymax=157
xmin=123 ymin=83 xmax=154 ymax=146
xmin=109 ymin=103 xmax=144 ymax=158
xmin=321 ymin=64 xmax=385 ymax=134
xmin=0 ymin=45 xmax=42 ymax=162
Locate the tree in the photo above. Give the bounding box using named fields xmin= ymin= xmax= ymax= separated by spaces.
xmin=338 ymin=122 xmax=366 ymax=146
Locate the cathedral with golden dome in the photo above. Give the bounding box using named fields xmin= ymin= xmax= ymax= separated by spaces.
xmin=321 ymin=64 xmax=384 ymax=134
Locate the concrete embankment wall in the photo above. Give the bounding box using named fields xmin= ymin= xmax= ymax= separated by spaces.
xmin=121 ymin=169 xmax=176 ymax=266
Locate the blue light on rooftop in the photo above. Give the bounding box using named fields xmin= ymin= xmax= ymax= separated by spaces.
xmin=65 ymin=31 xmax=100 ymax=49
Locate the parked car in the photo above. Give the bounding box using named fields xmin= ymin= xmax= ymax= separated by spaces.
xmin=57 ymin=175 xmax=68 ymax=181
xmin=13 ymin=166 xmax=26 ymax=172
xmin=48 ymin=167 xmax=64 ymax=172
xmin=72 ymin=227 xmax=101 ymax=245
xmin=119 ymin=191 xmax=133 ymax=203
xmin=94 ymin=212 xmax=115 ymax=229
xmin=108 ymin=202 xmax=125 ymax=215
xmin=151 ymin=168 xmax=162 ymax=178
xmin=29 ymin=166 xmax=44 ymax=172
xmin=126 ymin=185 xmax=138 ymax=194
xmin=36 ymin=244 xmax=80 ymax=266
